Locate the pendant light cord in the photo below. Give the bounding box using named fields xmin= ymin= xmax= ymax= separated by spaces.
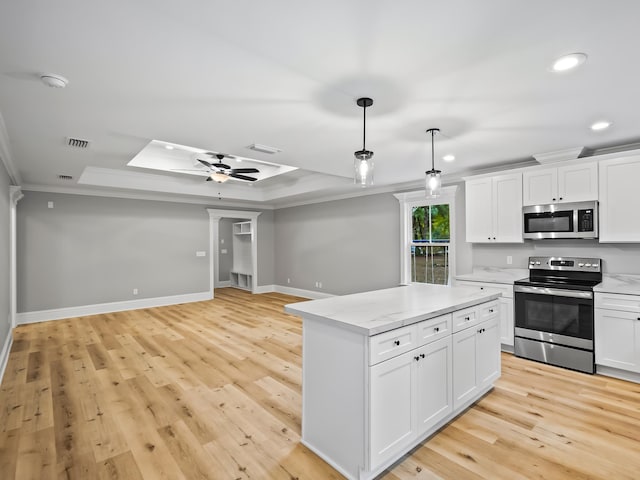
xmin=362 ymin=103 xmax=367 ymax=150
xmin=431 ymin=129 xmax=435 ymax=170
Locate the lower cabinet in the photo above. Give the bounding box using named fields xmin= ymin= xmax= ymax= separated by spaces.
xmin=369 ymin=336 xmax=453 ymax=468
xmin=452 ymin=316 xmax=500 ymax=409
xmin=595 ymin=292 xmax=640 ymax=373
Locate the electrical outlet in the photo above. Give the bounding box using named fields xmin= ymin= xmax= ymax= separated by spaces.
xmin=507 ymin=255 xmax=513 ymax=265
xmin=315 ymin=282 xmax=319 ymax=288
xmin=221 ymin=249 xmax=227 ymax=254
xmin=47 ymin=201 xmax=54 ymax=208
xmin=220 ymin=238 xmax=225 ymax=244
xmin=133 ymin=288 xmax=138 ymax=295
xmin=318 ymin=282 xmax=322 ymax=288
xmin=196 ymin=251 xmax=206 ymax=257
xmin=287 ymin=278 xmax=291 ymax=284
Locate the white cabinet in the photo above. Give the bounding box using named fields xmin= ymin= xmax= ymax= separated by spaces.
xmin=595 ymin=292 xmax=640 ymax=373
xmin=598 ymin=154 xmax=640 ymax=242
xmin=465 ymin=173 xmax=523 ymax=243
xmin=522 ymin=162 xmax=598 ymax=206
xmin=455 ymin=280 xmax=514 ymax=348
xmin=230 ymin=221 xmax=253 ymax=290
xmin=452 ymin=315 xmax=500 ymax=410
xmin=415 ymin=336 xmax=453 ymax=434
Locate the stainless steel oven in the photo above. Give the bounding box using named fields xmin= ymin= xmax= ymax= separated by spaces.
xmin=513 ymin=256 xmax=602 ymax=374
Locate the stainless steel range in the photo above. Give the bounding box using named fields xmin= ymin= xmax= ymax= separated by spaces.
xmin=513 ymin=256 xmax=602 ymax=374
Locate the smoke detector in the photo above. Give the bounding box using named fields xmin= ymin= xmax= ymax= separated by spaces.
xmin=40 ymin=73 xmax=69 ymax=88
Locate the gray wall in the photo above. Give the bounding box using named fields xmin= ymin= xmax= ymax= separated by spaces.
xmin=0 ymin=164 xmax=10 ymax=349
xmin=453 ymin=182 xmax=473 ymax=276
xmin=274 ymin=193 xmax=400 ymax=295
xmin=472 ymin=241 xmax=640 ymax=274
xmin=17 ymin=192 xmax=211 ymax=312
xmin=257 ymin=210 xmax=275 ymax=287
xmin=217 ymin=218 xmax=236 ymax=282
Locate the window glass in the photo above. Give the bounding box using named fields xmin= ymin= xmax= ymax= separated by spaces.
xmin=411 ymin=204 xmax=450 ymax=285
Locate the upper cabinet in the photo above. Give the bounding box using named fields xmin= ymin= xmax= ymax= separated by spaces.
xmin=599 ymin=154 xmax=640 ymax=242
xmin=465 ymin=172 xmax=523 ymax=243
xmin=522 ymin=162 xmax=598 ymax=206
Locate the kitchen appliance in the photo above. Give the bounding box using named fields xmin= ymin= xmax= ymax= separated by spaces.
xmin=523 ymin=200 xmax=598 ymax=239
xmin=514 ymin=256 xmax=602 ymax=374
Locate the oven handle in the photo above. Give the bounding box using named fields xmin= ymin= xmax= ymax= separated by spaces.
xmin=514 ymin=285 xmax=593 ymax=299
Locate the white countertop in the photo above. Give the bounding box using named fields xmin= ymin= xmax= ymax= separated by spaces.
xmin=284 ymin=284 xmax=501 ymax=336
xmin=595 ymin=274 xmax=640 ymax=296
xmin=455 ymin=267 xmax=529 ymax=284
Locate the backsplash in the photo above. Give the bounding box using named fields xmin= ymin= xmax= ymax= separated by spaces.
xmin=472 ymin=240 xmax=640 ymax=274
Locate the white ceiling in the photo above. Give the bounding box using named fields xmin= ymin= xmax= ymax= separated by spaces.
xmin=1 ymin=1 xmax=639 ymax=207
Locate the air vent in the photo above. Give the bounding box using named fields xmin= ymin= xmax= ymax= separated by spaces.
xmin=66 ymin=137 xmax=90 ymax=148
xmin=58 ymin=174 xmax=73 ymax=180
xmin=247 ymin=143 xmax=281 ymax=154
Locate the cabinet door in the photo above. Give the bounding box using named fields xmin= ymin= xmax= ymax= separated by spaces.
xmin=599 ymin=155 xmax=640 ymax=242
xmin=476 ymin=317 xmax=501 ymax=388
xmin=415 ymin=337 xmax=452 ymax=435
xmin=499 ymin=297 xmax=514 ymax=347
xmin=452 ymin=326 xmax=478 ymax=410
xmin=595 ymin=308 xmax=640 ymax=372
xmin=369 ymin=352 xmax=417 ymax=468
xmin=557 ymin=163 xmax=598 ymax=203
xmin=465 ymin=178 xmax=494 ymax=243
xmin=523 ymin=168 xmax=557 ymax=205
xmin=493 ymin=173 xmax=523 ymax=243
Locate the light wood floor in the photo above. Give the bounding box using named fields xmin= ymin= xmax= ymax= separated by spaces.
xmin=1 ymin=288 xmax=639 ymax=479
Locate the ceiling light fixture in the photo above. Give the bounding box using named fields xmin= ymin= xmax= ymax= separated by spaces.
xmin=425 ymin=128 xmax=442 ymax=197
xmin=443 ymin=154 xmax=455 ymax=162
xmin=210 ymin=172 xmax=230 ymax=183
xmin=551 ymin=53 xmax=587 ymax=72
xmin=40 ymin=73 xmax=69 ymax=88
xmin=164 ymin=145 xmax=174 ymax=150
xmin=590 ymin=120 xmax=612 ymax=131
xmin=354 ymin=97 xmax=374 ymax=187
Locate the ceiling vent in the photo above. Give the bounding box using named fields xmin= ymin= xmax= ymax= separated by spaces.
xmin=57 ymin=174 xmax=73 ymax=180
xmin=247 ymin=143 xmax=281 ymax=154
xmin=66 ymin=137 xmax=90 ymax=149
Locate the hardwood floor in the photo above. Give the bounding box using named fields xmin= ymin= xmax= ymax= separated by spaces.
xmin=1 ymin=288 xmax=639 ymax=479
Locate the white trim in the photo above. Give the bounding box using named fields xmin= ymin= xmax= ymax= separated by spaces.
xmin=0 ymin=330 xmax=13 ymax=385
xmin=9 ymin=186 xmax=23 ymax=329
xmin=16 ymin=291 xmax=212 ymax=325
xmin=216 ymin=280 xmax=231 ymax=288
xmin=207 ymin=209 xmax=262 ymax=294
xmin=0 ymin=113 xmax=21 ymax=185
xmin=273 ymin=285 xmax=335 ymax=300
xmin=596 ymin=365 xmax=640 ymax=384
xmin=254 ymin=284 xmax=276 ymax=294
xmin=394 ymin=187 xmax=458 ymax=286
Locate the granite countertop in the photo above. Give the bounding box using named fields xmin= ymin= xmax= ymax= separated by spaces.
xmin=284 ymin=284 xmax=501 ymax=336
xmin=594 ymin=274 xmax=640 ymax=296
xmin=455 ymin=267 xmax=529 ymax=284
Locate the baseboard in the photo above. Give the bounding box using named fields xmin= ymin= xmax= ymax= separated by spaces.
xmin=254 ymin=284 xmax=276 ymax=294
xmin=0 ymin=329 xmax=13 ymax=385
xmin=215 ymin=281 xmax=231 ymax=288
xmin=272 ymin=285 xmax=335 ymax=300
xmin=16 ymin=291 xmax=213 ymax=325
xmin=596 ymin=365 xmax=640 ymax=384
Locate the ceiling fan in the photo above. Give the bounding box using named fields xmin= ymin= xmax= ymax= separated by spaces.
xmin=196 ymin=153 xmax=260 ymax=183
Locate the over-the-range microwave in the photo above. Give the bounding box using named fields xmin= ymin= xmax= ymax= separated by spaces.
xmin=523 ymin=200 xmax=598 ymax=239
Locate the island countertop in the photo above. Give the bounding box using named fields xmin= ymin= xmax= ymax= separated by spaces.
xmin=284 ymin=283 xmax=502 ymax=336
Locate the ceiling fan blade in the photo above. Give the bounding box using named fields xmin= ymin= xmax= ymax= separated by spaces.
xmin=230 ymin=168 xmax=259 ymax=174
xmin=212 ymin=162 xmax=231 ymax=170
xmin=230 ymin=173 xmax=258 ymax=182
xmin=197 ymin=159 xmax=213 ymax=168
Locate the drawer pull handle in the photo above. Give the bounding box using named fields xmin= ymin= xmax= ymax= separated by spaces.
xmin=394 ymin=340 xmax=400 ymax=346
xmin=434 ymin=327 xmax=440 ymax=333
xmin=478 ymin=328 xmax=485 ymax=334
xmin=420 ymin=353 xmax=425 ymax=359
xmin=414 ymin=356 xmax=420 ymax=362
xmin=465 ymin=316 xmax=470 ymax=321
xmin=489 ymin=309 xmax=494 ymax=313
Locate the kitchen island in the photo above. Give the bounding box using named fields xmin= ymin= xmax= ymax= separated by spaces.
xmin=285 ymin=283 xmax=502 ymax=480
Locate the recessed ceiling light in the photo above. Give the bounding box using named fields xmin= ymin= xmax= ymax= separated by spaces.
xmin=590 ymin=120 xmax=612 ymax=131
xmin=40 ymin=73 xmax=69 ymax=88
xmin=165 ymin=145 xmax=174 ymax=150
xmin=551 ymin=53 xmax=587 ymax=72
xmin=443 ymin=154 xmax=455 ymax=162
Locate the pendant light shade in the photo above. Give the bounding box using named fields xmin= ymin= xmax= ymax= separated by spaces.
xmin=425 ymin=128 xmax=442 ymax=197
xmin=354 ymin=97 xmax=374 ymax=187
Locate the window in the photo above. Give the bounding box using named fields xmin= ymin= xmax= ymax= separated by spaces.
xmin=395 ymin=187 xmax=457 ymax=286
xmin=411 ymin=204 xmax=450 ymax=284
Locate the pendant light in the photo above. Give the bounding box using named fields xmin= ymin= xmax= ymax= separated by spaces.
xmin=354 ymin=97 xmax=374 ymax=187
xmin=425 ymin=128 xmax=442 ymax=197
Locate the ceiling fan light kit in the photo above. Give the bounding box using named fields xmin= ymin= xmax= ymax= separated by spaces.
xmin=354 ymin=97 xmax=374 ymax=187
xmin=198 ymin=153 xmax=260 ymax=183
xmin=425 ymin=128 xmax=442 ymax=198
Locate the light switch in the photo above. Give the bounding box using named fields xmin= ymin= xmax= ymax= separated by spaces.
xmin=221 ymin=249 xmax=228 ymax=254
xmin=196 ymin=251 xmax=206 ymax=257
xmin=48 ymin=201 xmax=54 ymax=208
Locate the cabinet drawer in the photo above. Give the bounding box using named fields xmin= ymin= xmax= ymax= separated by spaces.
xmin=456 ymin=280 xmax=513 ymax=299
xmin=369 ymin=324 xmax=418 ymax=365
xmin=416 ymin=313 xmax=452 ymax=346
xmin=452 ymin=305 xmax=480 ymax=333
xmin=479 ymin=301 xmax=499 ymax=321
xmin=595 ymin=292 xmax=640 ymax=313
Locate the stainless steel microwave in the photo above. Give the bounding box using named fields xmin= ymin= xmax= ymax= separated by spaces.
xmin=523 ymin=201 xmax=598 ymax=239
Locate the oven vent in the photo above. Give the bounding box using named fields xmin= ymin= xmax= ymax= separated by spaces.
xmin=66 ymin=137 xmax=90 ymax=149
xmin=58 ymin=174 xmax=73 ymax=180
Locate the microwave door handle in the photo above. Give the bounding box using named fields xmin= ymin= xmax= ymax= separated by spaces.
xmin=514 ymin=285 xmax=593 ymax=299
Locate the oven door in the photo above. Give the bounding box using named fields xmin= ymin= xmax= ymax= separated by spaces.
xmin=514 ymin=285 xmax=593 ymax=349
